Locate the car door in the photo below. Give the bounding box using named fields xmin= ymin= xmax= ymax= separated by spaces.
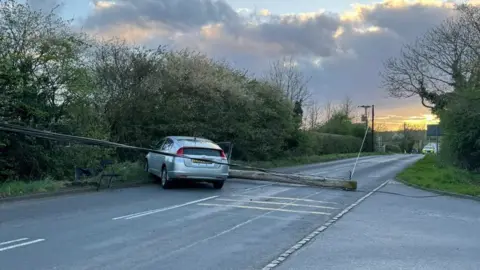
xmin=159 ymin=138 xmax=175 ymax=170
xmin=157 ymin=138 xmax=173 ymax=169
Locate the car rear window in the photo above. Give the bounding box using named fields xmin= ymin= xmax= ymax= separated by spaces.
xmin=183 ymin=148 xmax=221 ymax=156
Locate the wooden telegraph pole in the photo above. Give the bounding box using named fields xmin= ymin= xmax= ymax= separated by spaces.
xmin=371 ymin=105 xmax=375 ymax=152
xmin=359 ymin=105 xmax=372 ymax=152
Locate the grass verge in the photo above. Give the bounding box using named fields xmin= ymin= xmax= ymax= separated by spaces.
xmin=397 ymin=154 xmax=480 ymax=197
xmin=0 ymin=161 xmax=149 ymax=199
xmin=0 ymin=178 xmax=69 ymax=198
xmin=1 ymin=152 xmax=387 ymax=199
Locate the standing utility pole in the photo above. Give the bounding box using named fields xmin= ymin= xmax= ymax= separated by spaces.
xmin=358 ymin=105 xmax=372 ymax=152
xmin=359 ymin=105 xmax=370 ymax=128
xmin=371 ymin=105 xmax=375 ymax=152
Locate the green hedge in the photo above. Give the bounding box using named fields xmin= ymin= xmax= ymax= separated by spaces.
xmin=385 ymin=144 xmax=402 ymax=153
xmin=294 ymin=131 xmax=363 ymax=156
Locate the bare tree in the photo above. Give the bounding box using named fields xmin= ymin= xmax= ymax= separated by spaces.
xmin=405 ymin=123 xmax=426 ymax=131
xmin=380 ymin=4 xmax=480 ymax=111
xmin=266 ymin=56 xmax=312 ymax=105
xmin=340 ymin=96 xmax=354 ymax=118
xmin=324 ymin=101 xmax=336 ymax=121
xmin=374 ymin=123 xmax=389 ymax=132
xmin=304 ymin=100 xmax=322 ymax=129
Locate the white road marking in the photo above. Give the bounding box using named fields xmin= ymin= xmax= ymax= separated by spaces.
xmin=0 ymin=239 xmax=45 ymax=252
xmin=262 ymin=179 xmax=391 ymax=270
xmin=154 ymin=190 xmax=325 ymax=261
xmin=216 ymin=198 xmax=338 ymax=210
xmin=231 ymin=194 xmax=338 ymax=204
xmin=198 ymin=203 xmax=331 ymax=215
xmin=0 ymin=238 xmax=28 ymax=246
xmin=112 ymin=196 xmax=219 ymax=220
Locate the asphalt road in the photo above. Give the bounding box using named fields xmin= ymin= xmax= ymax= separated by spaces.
xmin=277 ymin=181 xmax=480 ymax=270
xmin=0 ymin=154 xmax=427 ymax=270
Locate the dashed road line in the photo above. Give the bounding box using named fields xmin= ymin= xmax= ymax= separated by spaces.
xmin=0 ymin=238 xmax=45 ymax=252
xmin=262 ymin=179 xmax=390 ymax=270
xmin=112 ymin=196 xmax=218 ymax=220
xmin=216 ymin=198 xmax=339 ymax=210
xmin=197 ymin=203 xmax=332 ymax=215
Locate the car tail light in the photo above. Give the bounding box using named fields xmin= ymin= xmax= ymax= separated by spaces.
xmin=176 ymin=147 xmax=184 ymax=156
xmin=220 ymin=150 xmax=226 ymax=159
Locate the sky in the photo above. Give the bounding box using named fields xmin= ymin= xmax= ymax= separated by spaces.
xmin=26 ymin=0 xmax=469 ymax=130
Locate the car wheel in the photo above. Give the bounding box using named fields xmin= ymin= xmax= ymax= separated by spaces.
xmin=144 ymin=159 xmax=149 ymax=172
xmin=212 ymin=181 xmax=224 ymax=189
xmin=161 ymin=167 xmax=172 ymax=189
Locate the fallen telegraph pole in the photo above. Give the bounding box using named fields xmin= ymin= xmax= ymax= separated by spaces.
xmin=229 ymin=169 xmax=357 ymax=191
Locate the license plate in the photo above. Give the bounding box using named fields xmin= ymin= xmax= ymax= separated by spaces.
xmin=192 ymin=159 xmax=212 ymax=164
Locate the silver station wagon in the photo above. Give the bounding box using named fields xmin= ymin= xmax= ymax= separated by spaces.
xmin=145 ymin=136 xmax=229 ymax=189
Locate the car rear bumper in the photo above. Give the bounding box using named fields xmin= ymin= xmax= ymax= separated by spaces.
xmin=169 ymin=172 xmax=228 ymax=181
xmin=168 ymin=161 xmax=229 ymax=181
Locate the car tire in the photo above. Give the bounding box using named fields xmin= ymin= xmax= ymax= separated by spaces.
xmin=161 ymin=166 xmax=173 ymax=189
xmin=212 ymin=181 xmax=224 ymax=190
xmin=144 ymin=159 xmax=149 ymax=172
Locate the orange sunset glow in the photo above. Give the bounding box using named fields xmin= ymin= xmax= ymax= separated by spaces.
xmin=370 ymin=104 xmax=440 ymax=131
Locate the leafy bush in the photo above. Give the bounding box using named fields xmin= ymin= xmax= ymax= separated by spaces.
xmin=316 ymin=112 xmax=366 ymax=138
xmin=295 ymin=131 xmax=363 ymax=156
xmin=385 ymin=144 xmax=402 ymax=153
xmin=439 ymin=91 xmax=480 ymax=171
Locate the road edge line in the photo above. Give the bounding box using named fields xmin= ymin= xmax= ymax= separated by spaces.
xmin=261 ymin=179 xmax=390 ymax=270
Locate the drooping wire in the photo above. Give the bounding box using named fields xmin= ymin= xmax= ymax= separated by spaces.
xmin=350 ymin=120 xmax=370 ymax=179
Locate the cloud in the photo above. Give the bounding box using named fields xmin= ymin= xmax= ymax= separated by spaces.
xmin=91 ymin=1 xmax=115 ymax=9
xmin=340 ymin=0 xmax=456 ymax=41
xmin=81 ymin=0 xmax=464 ymax=117
xmin=85 ymin=1 xmax=341 ymax=58
xmin=84 ymin=0 xmax=241 ymax=32
xmin=238 ymin=12 xmax=341 ymax=57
